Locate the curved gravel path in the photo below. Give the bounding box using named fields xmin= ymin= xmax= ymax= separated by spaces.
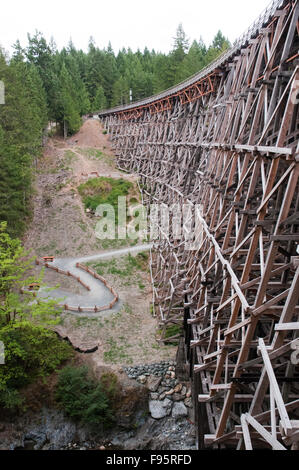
xmin=38 ymin=243 xmax=152 ymax=313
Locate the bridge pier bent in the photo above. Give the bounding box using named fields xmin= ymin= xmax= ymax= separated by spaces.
xmin=99 ymin=0 xmax=299 ymax=449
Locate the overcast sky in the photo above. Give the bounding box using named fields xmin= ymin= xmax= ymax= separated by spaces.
xmin=2 ymin=0 xmax=272 ymax=55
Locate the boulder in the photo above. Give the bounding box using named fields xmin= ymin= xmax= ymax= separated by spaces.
xmin=173 ymin=384 xmax=183 ymax=393
xmin=172 ymin=402 xmax=188 ymax=419
xmin=150 ymin=393 xmax=159 ymax=400
xmin=149 ymin=399 xmax=172 ymax=419
xmin=172 ymin=393 xmax=184 ymax=402
xmin=137 ymin=375 xmax=147 ymax=384
xmin=184 ymin=397 xmax=193 ymax=408
xmin=147 ymin=375 xmax=162 ymax=392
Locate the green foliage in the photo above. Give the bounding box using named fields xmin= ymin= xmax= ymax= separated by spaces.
xmin=57 ymin=63 xmax=82 ymax=136
xmin=100 ymin=372 xmax=118 ymax=401
xmin=0 ymin=222 xmax=62 ymax=328
xmin=0 ymin=223 xmax=72 ymax=411
xmin=111 ymin=76 xmax=130 ymax=106
xmin=164 ymin=324 xmax=182 ymax=343
xmin=78 ymin=176 xmax=132 ymax=214
xmin=0 ymin=222 xmax=33 ymax=296
xmin=6 ymin=28 xmax=231 ymax=138
xmin=0 ymin=324 xmax=73 ymax=410
xmin=92 ymin=85 xmax=107 ymax=111
xmin=92 ymin=252 xmax=148 ymax=278
xmin=55 ymin=365 xmax=115 ymax=427
xmin=0 ymin=53 xmax=48 ymax=237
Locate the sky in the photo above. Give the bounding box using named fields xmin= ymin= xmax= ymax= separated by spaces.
xmin=1 ymin=0 xmax=272 ymax=55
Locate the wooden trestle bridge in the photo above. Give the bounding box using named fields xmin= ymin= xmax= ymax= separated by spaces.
xmin=98 ymin=0 xmax=299 ymax=450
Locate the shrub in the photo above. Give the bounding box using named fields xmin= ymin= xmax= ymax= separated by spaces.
xmin=55 ymin=365 xmax=115 ymax=427
xmin=78 ymin=176 xmax=133 ymax=217
xmin=0 ymin=324 xmax=73 ymax=410
xmin=165 ymin=324 xmax=182 ymax=339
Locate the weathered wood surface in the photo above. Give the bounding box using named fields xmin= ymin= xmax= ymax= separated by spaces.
xmin=99 ymin=0 xmax=299 ymax=450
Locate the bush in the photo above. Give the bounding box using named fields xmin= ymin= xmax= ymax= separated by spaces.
xmin=0 ymin=323 xmax=73 ymax=410
xmin=55 ymin=365 xmax=115 ymax=427
xmin=165 ymin=324 xmax=182 ymax=339
xmin=78 ymin=176 xmax=133 ymax=216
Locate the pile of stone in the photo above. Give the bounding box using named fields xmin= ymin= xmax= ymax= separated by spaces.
xmin=123 ymin=361 xmax=175 ymax=379
xmin=123 ymin=361 xmax=193 ymax=421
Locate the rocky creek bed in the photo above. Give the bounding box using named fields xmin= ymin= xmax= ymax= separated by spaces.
xmin=0 ymin=361 xmax=196 ymax=451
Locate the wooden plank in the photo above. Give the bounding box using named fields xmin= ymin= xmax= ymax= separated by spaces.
xmin=275 ymin=323 xmax=299 ymax=331
xmin=252 ymin=289 xmax=290 ymax=316
xmin=258 ymin=338 xmax=292 ymax=433
xmin=245 ymin=414 xmax=286 ymax=450
xmin=224 ymin=318 xmax=251 ymax=337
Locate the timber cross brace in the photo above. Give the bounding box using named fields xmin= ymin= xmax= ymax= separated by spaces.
xmin=98 ymin=0 xmax=299 ymax=450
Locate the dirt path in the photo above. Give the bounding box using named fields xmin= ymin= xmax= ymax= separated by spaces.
xmin=37 ymin=243 xmax=152 ymax=311
xmin=24 ymin=119 xmax=176 ymax=369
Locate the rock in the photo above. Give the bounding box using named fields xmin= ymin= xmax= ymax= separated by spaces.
xmin=150 ymin=393 xmax=159 ymax=400
xmin=181 ymin=386 xmax=187 ymax=396
xmin=25 ymin=431 xmax=47 ymax=450
xmin=107 ymin=371 xmax=149 ymax=429
xmin=174 ymin=384 xmax=183 ymax=393
xmin=184 ymin=397 xmax=193 ymax=408
xmin=149 ymin=399 xmax=172 ymax=419
xmin=137 ymin=375 xmax=147 ymax=384
xmin=147 ymin=375 xmax=162 ymax=392
xmin=172 ymin=402 xmax=188 ymax=419
xmin=172 ymin=393 xmax=184 ymax=402
xmin=159 ymin=393 xmax=166 ymax=400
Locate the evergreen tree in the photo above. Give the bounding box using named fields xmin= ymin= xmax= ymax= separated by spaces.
xmin=56 ymin=63 xmax=82 ymax=137
xmin=206 ymin=31 xmax=231 ymax=64
xmin=0 ymin=53 xmax=48 ymax=236
xmin=92 ymin=86 xmax=107 ymax=111
xmin=212 ymin=30 xmax=230 ymax=51
xmin=112 ymin=76 xmax=130 ymax=106
xmin=175 ymin=39 xmax=207 ymax=82
xmin=172 ymin=23 xmax=189 ymax=62
xmin=170 ymin=23 xmax=189 ymax=84
xmin=25 ymin=31 xmax=56 ymax=120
